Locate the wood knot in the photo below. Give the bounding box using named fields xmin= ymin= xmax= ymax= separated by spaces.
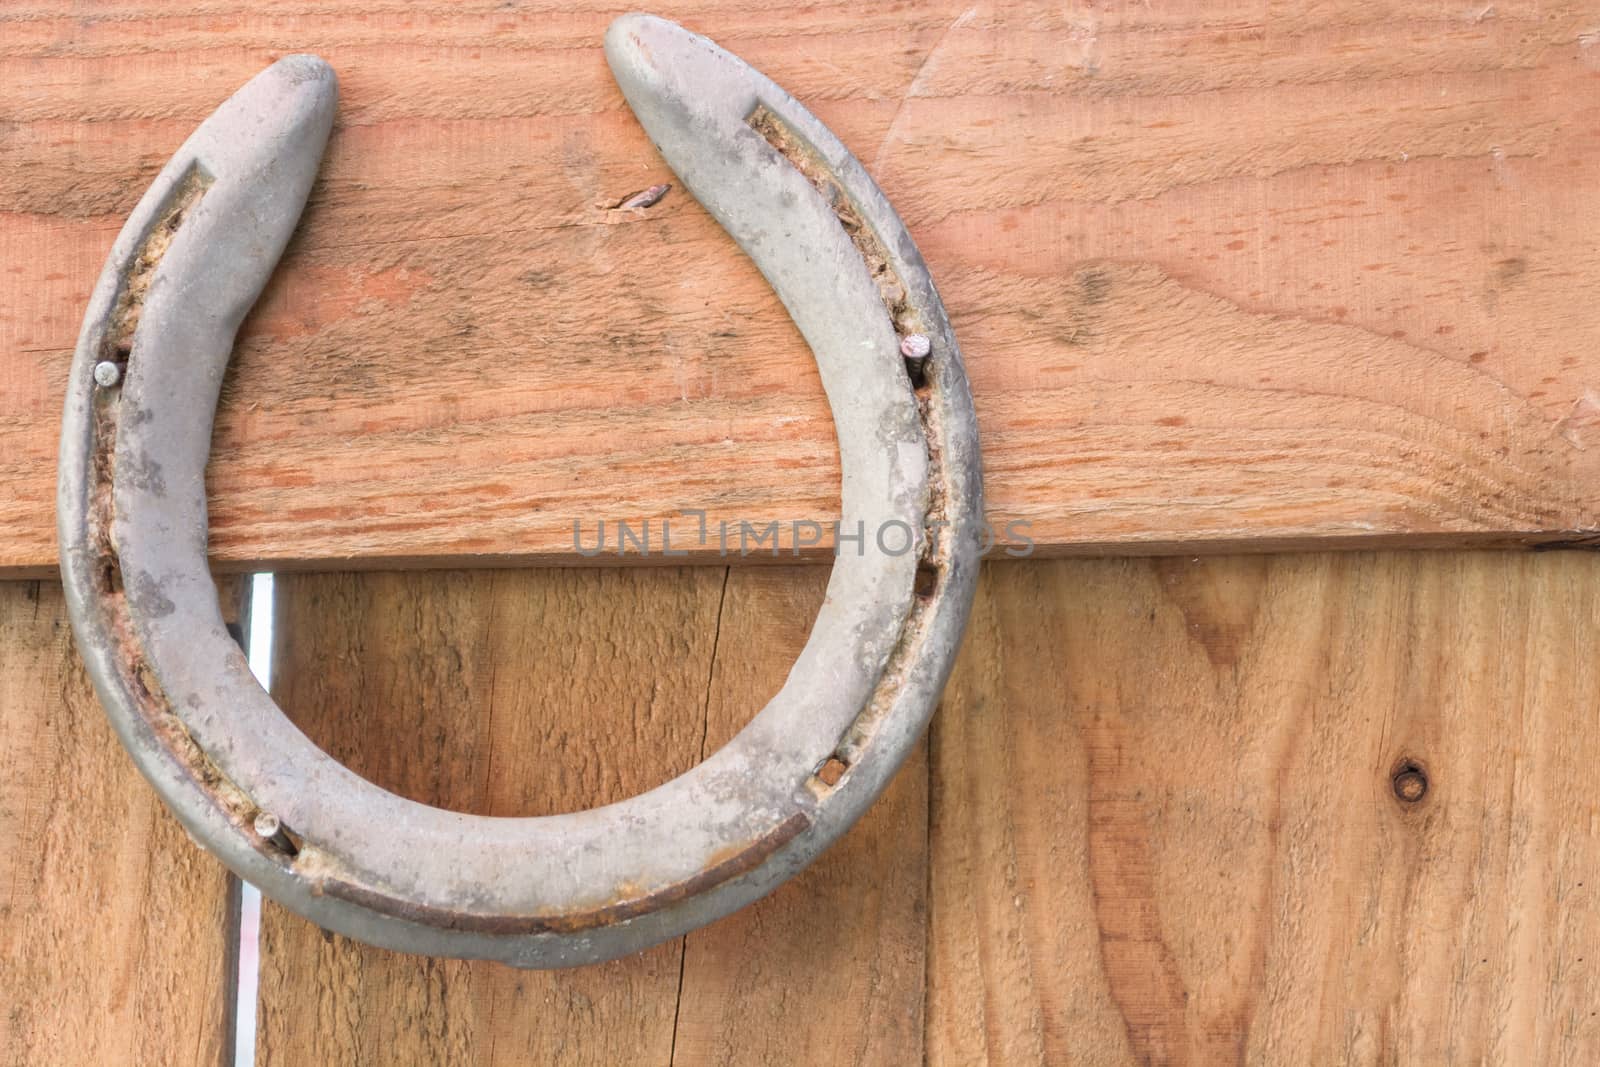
xmin=1392 ymin=760 xmax=1429 ymax=804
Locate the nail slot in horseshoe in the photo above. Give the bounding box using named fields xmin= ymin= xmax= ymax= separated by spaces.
xmin=57 ymin=13 xmax=983 ymax=967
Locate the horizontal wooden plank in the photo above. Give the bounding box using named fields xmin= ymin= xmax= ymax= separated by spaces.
xmin=6 ymin=1 xmax=1600 ymax=574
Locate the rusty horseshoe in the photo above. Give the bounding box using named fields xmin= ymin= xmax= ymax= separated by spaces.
xmin=57 ymin=13 xmax=983 ymax=967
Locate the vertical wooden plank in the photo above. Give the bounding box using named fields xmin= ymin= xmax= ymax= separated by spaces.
xmin=255 ymin=569 xmax=726 ymax=1065
xmin=928 ymin=553 xmax=1600 ymax=1064
xmin=0 ymin=580 xmax=239 ymax=1066
xmin=256 ymin=565 xmax=931 ymax=1064
xmin=670 ymin=567 xmax=929 ymax=1065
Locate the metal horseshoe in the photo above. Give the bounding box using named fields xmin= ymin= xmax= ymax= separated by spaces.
xmin=57 ymin=13 xmax=982 ymax=968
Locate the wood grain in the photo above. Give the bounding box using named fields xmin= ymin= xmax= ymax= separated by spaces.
xmin=30 ymin=551 xmax=1583 ymax=1061
xmin=255 ymin=569 xmax=718 ymax=1066
xmin=8 ymin=2 xmax=1600 ymax=574
xmin=929 ymin=553 xmax=1600 ymax=1065
xmin=0 ymin=580 xmax=240 ymax=1067
xmin=255 ymin=565 xmax=930 ymax=1065
xmin=672 ymin=568 xmax=928 ymax=1066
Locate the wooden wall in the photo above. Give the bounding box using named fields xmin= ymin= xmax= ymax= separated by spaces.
xmin=5 ymin=555 xmax=1598 ymax=1063
xmin=6 ymin=1 xmax=1600 ymax=1061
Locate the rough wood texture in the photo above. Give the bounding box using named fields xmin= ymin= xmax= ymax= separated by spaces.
xmin=8 ymin=2 xmax=1600 ymax=574
xmin=930 ymin=553 xmax=1600 ymax=1064
xmin=0 ymin=581 xmax=239 ymax=1067
xmin=256 ymin=566 xmax=928 ymax=1065
xmin=253 ymin=555 xmax=1600 ymax=1062
xmin=673 ymin=568 xmax=927 ymax=1065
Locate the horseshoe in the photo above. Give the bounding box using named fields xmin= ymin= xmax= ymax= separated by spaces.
xmin=57 ymin=13 xmax=982 ymax=967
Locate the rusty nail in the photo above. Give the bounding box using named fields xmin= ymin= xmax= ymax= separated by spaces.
xmin=816 ymin=756 xmax=848 ymax=787
xmin=619 ymin=182 xmax=671 ymax=210
xmin=254 ymin=810 xmax=299 ymax=856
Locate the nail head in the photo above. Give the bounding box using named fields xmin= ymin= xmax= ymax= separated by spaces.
xmin=900 ymin=333 xmax=931 ymax=360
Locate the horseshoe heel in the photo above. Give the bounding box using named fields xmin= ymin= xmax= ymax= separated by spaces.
xmin=57 ymin=14 xmax=983 ymax=967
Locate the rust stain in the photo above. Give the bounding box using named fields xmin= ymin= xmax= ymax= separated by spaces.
xmin=749 ymin=104 xmax=919 ymax=337
xmin=103 ymin=165 xmax=211 ymax=360
xmin=816 ymin=755 xmax=848 ymax=786
xmin=84 ymin=168 xmax=283 ymax=871
xmin=319 ymin=810 xmax=812 ymax=935
xmin=744 ymin=99 xmax=958 ymax=778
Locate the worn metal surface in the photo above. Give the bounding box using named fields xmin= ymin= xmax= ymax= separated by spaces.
xmin=57 ymin=14 xmax=983 ymax=967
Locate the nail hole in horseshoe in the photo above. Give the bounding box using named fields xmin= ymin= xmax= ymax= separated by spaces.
xmin=907 ymin=357 xmax=930 ymax=391
xmin=746 ymin=101 xmax=948 ymax=616
xmin=100 ymin=163 xmax=211 ymax=367
xmin=815 ymin=754 xmax=849 ymax=787
xmin=748 ymin=104 xmax=927 ymax=393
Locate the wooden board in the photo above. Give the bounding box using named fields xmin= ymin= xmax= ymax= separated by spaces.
xmin=8 ymin=1 xmax=1600 ymax=574
xmin=256 ymin=566 xmax=928 ymax=1065
xmin=929 ymin=552 xmax=1600 ymax=1063
xmin=0 ymin=581 xmax=240 ymax=1066
xmin=253 ymin=552 xmax=1600 ymax=1062
xmin=672 ymin=568 xmax=927 ymax=1065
